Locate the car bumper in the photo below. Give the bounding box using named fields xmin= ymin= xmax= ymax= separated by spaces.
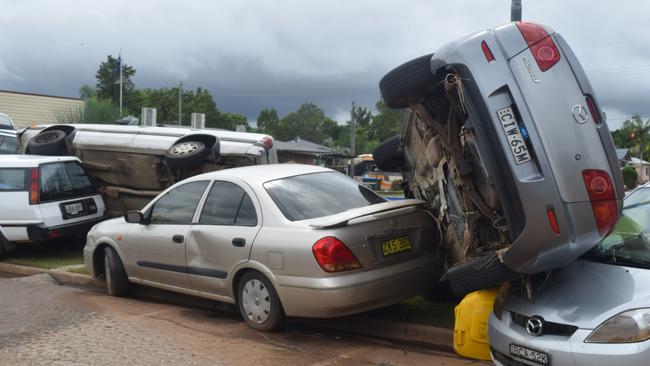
xmin=274 ymin=255 xmax=437 ymax=318
xmin=27 ymin=215 xmax=107 ymax=242
xmin=488 ymin=313 xmax=650 ymax=366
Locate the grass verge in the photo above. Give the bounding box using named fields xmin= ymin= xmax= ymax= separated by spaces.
xmin=364 ymin=296 xmax=456 ymax=329
xmin=2 ymin=239 xmax=85 ymax=270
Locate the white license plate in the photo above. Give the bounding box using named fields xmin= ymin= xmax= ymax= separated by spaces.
xmin=65 ymin=202 xmax=84 ymax=215
xmin=509 ymin=343 xmax=549 ymax=365
xmin=497 ymin=107 xmax=531 ymax=165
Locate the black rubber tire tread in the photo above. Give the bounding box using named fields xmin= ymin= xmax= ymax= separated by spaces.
xmin=27 ymin=130 xmax=67 ymax=155
xmin=104 ymin=246 xmax=129 ymax=297
xmin=379 ymin=54 xmax=436 ymax=109
xmin=372 ymin=135 xmax=403 ymax=172
xmin=164 ymin=141 xmax=210 ymax=168
xmin=237 ymin=271 xmax=286 ymax=332
xmin=446 ymin=254 xmax=518 ymax=296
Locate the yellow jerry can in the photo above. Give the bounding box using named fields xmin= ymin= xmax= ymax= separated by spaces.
xmin=453 ymin=287 xmax=499 ymax=360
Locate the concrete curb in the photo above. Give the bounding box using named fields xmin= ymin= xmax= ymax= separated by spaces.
xmin=0 ymin=262 xmax=105 ymax=289
xmin=0 ymin=262 xmax=453 ymax=351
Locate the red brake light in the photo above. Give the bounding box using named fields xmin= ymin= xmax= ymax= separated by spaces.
xmin=585 ymin=95 xmax=602 ymax=125
xmin=516 ymin=21 xmax=561 ymax=71
xmin=546 ymin=208 xmax=560 ymax=236
xmin=582 ymin=170 xmax=617 ymax=236
xmin=29 ymin=168 xmax=40 ymax=205
xmin=481 ymin=41 xmax=495 ymax=63
xmin=312 ymin=237 xmax=361 ymax=273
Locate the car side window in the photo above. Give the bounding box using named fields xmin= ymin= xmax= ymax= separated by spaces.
xmin=150 ymin=181 xmax=209 ymax=224
xmin=200 ymin=181 xmax=258 ymax=226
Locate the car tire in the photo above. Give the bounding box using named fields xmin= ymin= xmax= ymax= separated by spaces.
xmin=27 ymin=130 xmax=67 ymax=155
xmin=164 ymin=140 xmax=210 ymax=168
xmin=104 ymin=246 xmax=129 ymax=297
xmin=445 ymin=254 xmax=519 ymax=296
xmin=237 ymin=271 xmax=286 ymax=332
xmin=373 ymin=135 xmax=403 ymax=172
xmin=379 ymin=53 xmax=436 ymax=109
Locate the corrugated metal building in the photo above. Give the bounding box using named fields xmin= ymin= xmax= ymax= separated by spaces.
xmin=0 ymin=90 xmax=84 ymax=127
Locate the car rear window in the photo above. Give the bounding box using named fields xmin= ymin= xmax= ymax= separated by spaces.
xmin=0 ymin=135 xmax=18 ymax=154
xmin=0 ymin=168 xmax=28 ymax=191
xmin=39 ymin=161 xmax=96 ymax=202
xmin=264 ymin=171 xmax=386 ymax=221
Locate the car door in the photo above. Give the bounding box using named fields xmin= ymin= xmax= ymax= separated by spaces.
xmin=186 ymin=180 xmax=261 ymax=296
xmin=127 ymin=180 xmax=209 ymax=289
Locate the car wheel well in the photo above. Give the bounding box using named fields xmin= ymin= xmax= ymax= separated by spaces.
xmin=232 ymin=268 xmax=254 ymax=303
xmin=93 ymin=244 xmax=109 ymax=278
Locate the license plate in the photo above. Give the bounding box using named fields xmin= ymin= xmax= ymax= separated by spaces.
xmin=497 ymin=107 xmax=531 ymax=165
xmin=509 ymin=344 xmax=549 ymax=365
xmin=380 ymin=235 xmax=412 ymax=257
xmin=65 ymin=202 xmax=84 ymax=215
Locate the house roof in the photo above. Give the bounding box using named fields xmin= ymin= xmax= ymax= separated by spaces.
xmin=616 ymin=148 xmax=630 ymax=160
xmin=274 ymin=137 xmax=336 ymax=156
xmin=629 ymin=157 xmax=650 ymax=165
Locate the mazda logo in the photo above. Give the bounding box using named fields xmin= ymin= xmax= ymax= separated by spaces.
xmin=572 ymin=104 xmax=589 ymax=124
xmin=526 ymin=316 xmax=544 ymax=337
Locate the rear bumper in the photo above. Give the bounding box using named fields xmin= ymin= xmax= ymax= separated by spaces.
xmin=274 ymin=255 xmax=437 ymax=318
xmin=27 ymin=215 xmax=107 ymax=242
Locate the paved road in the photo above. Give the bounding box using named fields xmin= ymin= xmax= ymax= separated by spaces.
xmin=0 ymin=273 xmax=489 ymax=366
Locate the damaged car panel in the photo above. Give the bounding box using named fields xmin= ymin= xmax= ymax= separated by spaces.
xmin=375 ymin=21 xmax=624 ymax=295
xmin=18 ymin=124 xmax=277 ymax=215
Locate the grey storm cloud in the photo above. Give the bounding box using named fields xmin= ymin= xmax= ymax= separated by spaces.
xmin=0 ymin=0 xmax=649 ymax=128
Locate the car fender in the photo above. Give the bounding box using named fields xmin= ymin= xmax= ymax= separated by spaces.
xmin=91 ymin=237 xmax=129 ymax=276
xmin=228 ymin=260 xmax=278 ymax=300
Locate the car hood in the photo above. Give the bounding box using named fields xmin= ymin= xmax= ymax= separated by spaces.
xmin=504 ymin=259 xmax=650 ymax=329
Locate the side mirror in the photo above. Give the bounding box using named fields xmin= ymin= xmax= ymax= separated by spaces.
xmin=124 ymin=210 xmax=145 ymax=224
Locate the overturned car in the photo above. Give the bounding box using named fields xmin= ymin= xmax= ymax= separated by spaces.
xmin=374 ymin=21 xmax=624 ymax=295
xmin=19 ymin=123 xmax=277 ymax=215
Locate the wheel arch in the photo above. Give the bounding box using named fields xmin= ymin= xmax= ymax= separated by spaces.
xmin=25 ymin=124 xmax=77 ymax=155
xmin=92 ymin=240 xmax=127 ymax=278
xmin=229 ymin=261 xmax=279 ymax=304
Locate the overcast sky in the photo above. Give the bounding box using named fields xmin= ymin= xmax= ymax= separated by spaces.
xmin=0 ymin=0 xmax=648 ymax=129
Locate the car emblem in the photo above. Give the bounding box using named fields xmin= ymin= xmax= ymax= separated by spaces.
xmin=526 ymin=316 xmax=544 ymax=337
xmin=572 ymin=104 xmax=589 ymax=124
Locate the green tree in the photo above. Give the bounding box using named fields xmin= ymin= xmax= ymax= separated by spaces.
xmin=622 ymin=114 xmax=650 ymax=161
xmin=277 ymin=103 xmax=332 ymax=143
xmin=79 ymin=84 xmax=96 ymax=99
xmin=622 ymin=166 xmax=639 ymax=190
xmin=256 ymin=108 xmax=280 ymax=134
xmin=371 ymin=100 xmax=403 ymax=142
xmin=95 ymin=55 xmax=137 ymax=114
xmin=215 ymin=112 xmax=249 ymax=131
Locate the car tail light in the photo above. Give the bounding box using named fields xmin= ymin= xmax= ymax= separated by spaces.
xmin=546 ymin=208 xmax=560 ymax=236
xmin=312 ymin=237 xmax=361 ymax=273
xmin=516 ymin=21 xmax=561 ymax=71
xmin=582 ymin=169 xmax=617 ymax=236
xmin=481 ymin=41 xmax=495 ymax=63
xmin=259 ymin=136 xmax=273 ymax=150
xmin=29 ymin=168 xmax=40 ymax=205
xmin=585 ymin=95 xmax=602 ymax=125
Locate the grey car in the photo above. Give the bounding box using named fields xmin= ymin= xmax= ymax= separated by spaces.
xmin=83 ymin=164 xmax=438 ymax=331
xmin=488 ymin=184 xmax=650 ymax=366
xmin=373 ymin=21 xmax=624 ymax=295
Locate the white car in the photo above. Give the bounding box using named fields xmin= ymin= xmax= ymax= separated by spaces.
xmin=19 ymin=124 xmax=277 ymax=215
xmin=0 ymin=155 xmax=106 ymax=256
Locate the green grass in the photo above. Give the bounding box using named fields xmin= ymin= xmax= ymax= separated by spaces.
xmin=2 ymin=239 xmax=85 ymax=270
xmin=364 ymin=296 xmax=456 ymax=329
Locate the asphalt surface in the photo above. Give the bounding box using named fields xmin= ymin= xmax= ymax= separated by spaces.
xmin=0 ymin=272 xmax=490 ymax=366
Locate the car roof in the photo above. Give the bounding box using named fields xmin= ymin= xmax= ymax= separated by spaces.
xmin=0 ymin=154 xmax=80 ymax=167
xmin=187 ymin=164 xmax=332 ymax=184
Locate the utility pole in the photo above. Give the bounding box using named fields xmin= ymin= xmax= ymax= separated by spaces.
xmin=511 ymin=0 xmax=522 ymax=22
xmin=350 ymin=101 xmax=356 ymax=177
xmin=178 ymin=81 xmax=183 ymax=125
xmin=118 ymin=52 xmax=123 ymax=117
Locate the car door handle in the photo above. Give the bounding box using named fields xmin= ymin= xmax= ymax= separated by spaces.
xmin=172 ymin=235 xmax=184 ymax=244
xmin=232 ymin=238 xmax=246 ymax=247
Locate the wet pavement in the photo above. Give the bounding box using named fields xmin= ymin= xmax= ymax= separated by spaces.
xmin=0 ymin=272 xmax=489 ymax=365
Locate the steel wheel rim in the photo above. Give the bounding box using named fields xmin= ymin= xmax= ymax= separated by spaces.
xmin=241 ymin=279 xmax=271 ymax=324
xmin=170 ymin=142 xmax=199 ymax=156
xmin=36 ymin=132 xmax=58 ymax=143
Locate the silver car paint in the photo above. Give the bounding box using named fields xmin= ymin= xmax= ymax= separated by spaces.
xmin=428 ymin=23 xmax=623 ymax=273
xmin=84 ymin=164 xmax=438 ymax=318
xmin=489 ymin=260 xmax=650 ymax=366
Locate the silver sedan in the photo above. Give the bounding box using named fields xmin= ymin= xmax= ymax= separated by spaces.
xmin=84 ymin=164 xmax=438 ymax=331
xmin=488 ymin=184 xmax=650 ymax=366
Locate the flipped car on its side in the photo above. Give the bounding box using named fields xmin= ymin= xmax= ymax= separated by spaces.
xmin=83 ymin=164 xmax=439 ymax=331
xmin=19 ymin=123 xmax=277 ymax=215
xmin=489 ymin=184 xmax=650 ymax=366
xmin=374 ymin=21 xmax=624 ymax=294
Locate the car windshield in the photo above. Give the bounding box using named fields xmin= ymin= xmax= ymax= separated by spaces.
xmin=583 ymin=187 xmax=650 ymax=269
xmin=264 ymin=171 xmax=386 ymax=221
xmin=39 ymin=161 xmax=96 ymax=202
